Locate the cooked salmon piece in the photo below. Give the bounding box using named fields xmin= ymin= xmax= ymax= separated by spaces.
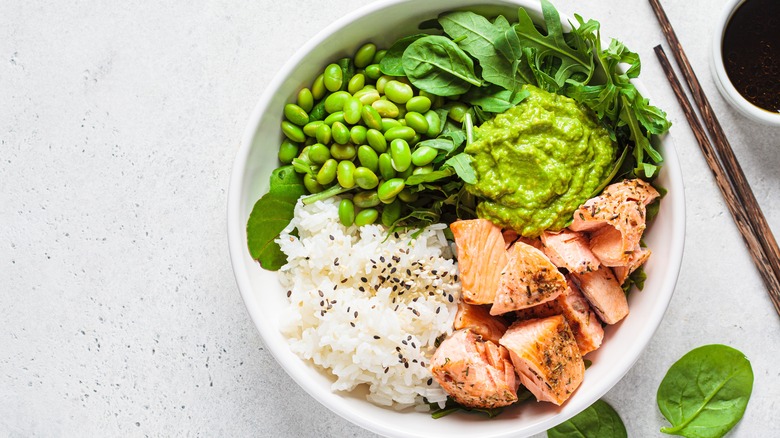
xmin=613 ymin=245 xmax=651 ymax=284
xmin=491 ymin=241 xmax=567 ymax=315
xmin=430 ymin=329 xmax=519 ymax=409
xmin=454 ymin=302 xmax=509 ymax=344
xmin=541 ymin=230 xmax=600 ymax=274
xmin=514 ymin=280 xmax=604 ymax=355
xmin=451 ymin=219 xmax=509 ymax=305
xmin=499 ymin=315 xmax=584 ymax=405
xmin=571 ymin=268 xmax=628 ymax=324
xmin=503 ymin=229 xmax=519 ymax=249
xmin=570 ymin=179 xmax=659 ymax=266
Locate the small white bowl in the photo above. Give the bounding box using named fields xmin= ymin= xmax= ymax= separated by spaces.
xmin=228 ymin=0 xmax=686 ymax=436
xmin=711 ymin=0 xmax=780 ymax=126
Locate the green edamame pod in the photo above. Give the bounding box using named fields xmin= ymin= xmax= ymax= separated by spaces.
xmin=405 ymin=96 xmax=431 ymax=113
xmin=354 ymin=167 xmax=379 ymax=190
xmin=384 ymin=126 xmax=416 ymax=142
xmin=381 ymin=199 xmax=402 ymax=227
xmin=338 ymin=198 xmax=355 ymax=226
xmin=354 ymin=208 xmax=379 ymax=226
xmin=343 ymin=97 xmax=363 ymax=125
xmin=303 ymin=173 xmax=324 ymax=194
xmin=316 ymin=159 xmax=338 ymax=185
xmin=383 ymin=80 xmax=414 ymax=104
xmin=331 ymin=121 xmax=350 ymax=145
xmin=315 ymin=124 xmax=332 ymax=145
xmin=311 ymin=74 xmax=326 ymax=100
xmin=404 ymin=111 xmax=429 ymax=134
xmin=350 ymin=125 xmax=367 ymax=145
xmin=323 ymin=63 xmax=343 ymax=92
xmin=308 ymin=143 xmax=331 ymax=164
xmin=390 ymin=139 xmax=411 ymax=172
xmin=284 ymin=103 xmax=309 ymax=126
xmin=377 ymin=178 xmax=405 ymax=203
xmin=361 ymin=105 xmax=383 ymax=130
xmin=281 ymin=121 xmax=306 ymax=143
xmin=297 ymin=88 xmax=314 ymax=112
xmin=411 ymin=145 xmax=437 ymax=167
xmin=337 ymin=160 xmax=356 ymax=188
xmin=324 ymin=91 xmax=351 ymax=114
xmin=423 ymin=110 xmax=442 ymax=137
xmin=330 ymin=143 xmax=356 ymax=160
xmin=357 ymin=145 xmax=379 ymax=173
xmin=278 ymin=139 xmax=299 ymax=164
xmin=366 ymin=129 xmax=387 ymax=153
xmin=353 ymin=190 xmax=380 ymax=208
xmin=378 ymin=153 xmax=396 ymax=180
xmin=354 ymin=43 xmax=377 ymax=68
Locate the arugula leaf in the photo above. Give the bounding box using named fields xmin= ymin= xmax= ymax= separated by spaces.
xmin=657 ymin=345 xmax=753 ymax=438
xmin=463 ymin=86 xmax=530 ymax=113
xmin=547 ymin=399 xmax=627 ymax=438
xmin=445 ymin=153 xmax=477 ymax=184
xmin=246 ymin=166 xmax=306 ymax=270
xmin=402 ymin=35 xmax=484 ymax=96
xmin=415 ymin=138 xmax=458 ymax=155
xmin=379 ymin=34 xmax=427 ymax=76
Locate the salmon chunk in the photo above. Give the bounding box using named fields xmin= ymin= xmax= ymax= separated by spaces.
xmin=451 ymin=219 xmax=509 ymax=304
xmin=499 ymin=315 xmax=585 ymax=406
xmin=541 ymin=230 xmax=600 ymax=274
xmin=570 ymin=179 xmax=659 ymax=266
xmin=613 ymin=245 xmax=651 ymax=284
xmin=514 ymin=281 xmax=604 ymax=355
xmin=571 ymin=268 xmax=628 ymax=324
xmin=454 ymin=302 xmax=508 ymax=344
xmin=430 ymin=329 xmax=519 ymax=409
xmin=491 ymin=241 xmax=567 ymax=315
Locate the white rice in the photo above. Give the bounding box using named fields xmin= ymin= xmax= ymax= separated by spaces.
xmin=277 ymin=197 xmax=461 ymax=409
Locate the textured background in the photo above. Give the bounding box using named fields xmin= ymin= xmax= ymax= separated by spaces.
xmin=2 ymin=0 xmax=779 ymax=436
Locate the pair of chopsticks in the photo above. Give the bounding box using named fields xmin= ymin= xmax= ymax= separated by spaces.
xmin=648 ymin=0 xmax=780 ymax=316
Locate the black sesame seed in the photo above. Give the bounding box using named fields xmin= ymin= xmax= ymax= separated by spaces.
xmin=318 ymin=290 xmax=324 ymax=297
xmin=373 ymin=335 xmax=380 ymax=339
xmin=448 ymin=295 xmax=454 ymax=302
xmin=329 ymin=234 xmax=334 ymax=241
xmin=286 ymin=290 xmax=291 ymax=297
xmin=360 ymin=277 xmax=367 ymax=283
xmin=427 ymin=378 xmax=433 ymax=385
xmin=404 ymin=362 xmax=409 ymax=369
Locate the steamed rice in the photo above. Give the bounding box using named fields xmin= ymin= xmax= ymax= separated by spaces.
xmin=277 ymin=198 xmax=461 ymax=408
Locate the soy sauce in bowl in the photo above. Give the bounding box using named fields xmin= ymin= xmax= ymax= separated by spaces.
xmin=721 ymin=0 xmax=780 ymax=112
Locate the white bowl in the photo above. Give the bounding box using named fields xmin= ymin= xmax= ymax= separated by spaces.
xmin=711 ymin=0 xmax=780 ymax=126
xmin=227 ymin=0 xmax=686 ymax=436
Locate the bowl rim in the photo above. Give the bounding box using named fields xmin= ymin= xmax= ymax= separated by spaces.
xmin=227 ymin=0 xmax=686 ymax=436
xmin=711 ymin=0 xmax=780 ymax=126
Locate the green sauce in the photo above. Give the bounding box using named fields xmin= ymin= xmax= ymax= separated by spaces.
xmin=465 ymin=85 xmax=616 ymax=237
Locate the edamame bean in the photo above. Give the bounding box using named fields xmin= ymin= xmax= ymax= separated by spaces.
xmin=324 ymin=91 xmax=351 ymax=114
xmin=389 ymin=139 xmax=411 ymax=172
xmin=397 ymin=166 xmax=413 ymax=179
xmin=281 ymin=121 xmax=306 ymax=143
xmin=315 ymin=124 xmax=332 ymax=144
xmin=357 ymin=145 xmax=379 ymax=173
xmin=323 ymin=63 xmax=343 ymax=92
xmin=317 ymin=159 xmax=338 ymax=185
xmin=372 ymin=100 xmax=399 ymax=118
xmin=337 ymin=160 xmax=356 ymax=188
xmin=366 ymin=129 xmax=387 ymax=153
xmin=354 ymin=167 xmax=379 ymax=189
xmin=378 ymin=153 xmax=396 ymax=180
xmin=343 ymin=97 xmax=363 ymax=125
xmin=412 ymin=164 xmax=433 ymax=175
xmin=381 ymin=199 xmax=402 ymax=227
xmin=331 ymin=121 xmax=350 ymax=145
xmin=384 ymin=80 xmax=413 ymax=104
xmin=353 ymin=190 xmax=380 ymax=208
xmin=384 ymin=126 xmax=416 ymax=142
xmin=377 ymin=178 xmax=405 ymax=203
xmin=398 ymin=188 xmax=419 ymax=203
xmin=355 ymin=88 xmax=380 ymax=105
xmin=303 ymin=173 xmax=323 ymax=193
xmin=330 ymin=143 xmax=356 ymax=160
xmin=361 ymin=105 xmax=383 ymax=130
xmin=424 ymin=110 xmax=442 ymax=137
xmin=284 ymin=103 xmax=309 ymax=126
xmin=448 ymin=103 xmax=469 ymax=122
xmin=381 ymin=118 xmax=403 ymax=132
xmin=354 ymin=208 xmax=379 ymax=226
xmin=311 ymin=74 xmax=326 ymax=100
xmin=364 ymin=64 xmax=382 ymax=80
xmin=323 ymin=111 xmax=345 ymax=125
xmin=376 ymin=75 xmax=392 ymax=94
xmin=372 ymin=49 xmax=387 ymax=64
xmin=405 ymin=96 xmax=431 ymax=113
xmin=338 ymin=198 xmax=355 ymax=226
xmin=277 ymin=139 xmax=299 ymax=164
xmin=303 ymin=120 xmax=324 ymax=137
xmin=347 ymin=74 xmax=365 ymax=95
xmin=404 ymin=111 xmax=429 ymax=134
xmin=297 ymin=88 xmax=314 ymax=112
xmin=354 ymin=43 xmax=377 ymax=68
xmin=308 ymin=143 xmax=331 ymax=164
xmin=411 ymin=146 xmax=437 ymax=167
xmin=350 ymin=125 xmax=367 ymax=145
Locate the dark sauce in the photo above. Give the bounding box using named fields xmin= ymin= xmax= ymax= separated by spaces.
xmin=722 ymin=0 xmax=780 ymax=112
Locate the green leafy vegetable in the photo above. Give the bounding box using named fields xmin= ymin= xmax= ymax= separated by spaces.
xmin=657 ymin=345 xmax=753 ymax=438
xmin=547 ymin=399 xmax=627 ymax=438
xmin=445 ymin=153 xmax=477 ymax=184
xmin=379 ymin=34 xmax=427 ymax=76
xmin=463 ymin=86 xmax=530 ymax=113
xmin=429 ymin=397 xmax=504 ymax=419
xmin=402 ymin=35 xmax=484 ymax=96
xmin=246 ymin=166 xmax=306 ymax=270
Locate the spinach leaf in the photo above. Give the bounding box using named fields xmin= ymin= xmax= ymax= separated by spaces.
xmin=402 ymin=35 xmax=483 ymax=96
xmin=657 ymin=345 xmax=753 ymax=438
xmin=547 ymin=399 xmax=627 ymax=438
xmin=463 ymin=86 xmax=530 ymax=113
xmin=445 ymin=153 xmax=477 ymax=184
xmin=380 ymin=34 xmax=427 ymax=76
xmin=246 ymin=166 xmax=305 ymax=270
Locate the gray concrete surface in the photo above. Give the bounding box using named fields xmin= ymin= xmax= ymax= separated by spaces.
xmin=2 ymin=0 xmax=779 ymax=436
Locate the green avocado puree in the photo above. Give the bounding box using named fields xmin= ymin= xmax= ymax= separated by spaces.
xmin=465 ymin=85 xmax=616 ymax=237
